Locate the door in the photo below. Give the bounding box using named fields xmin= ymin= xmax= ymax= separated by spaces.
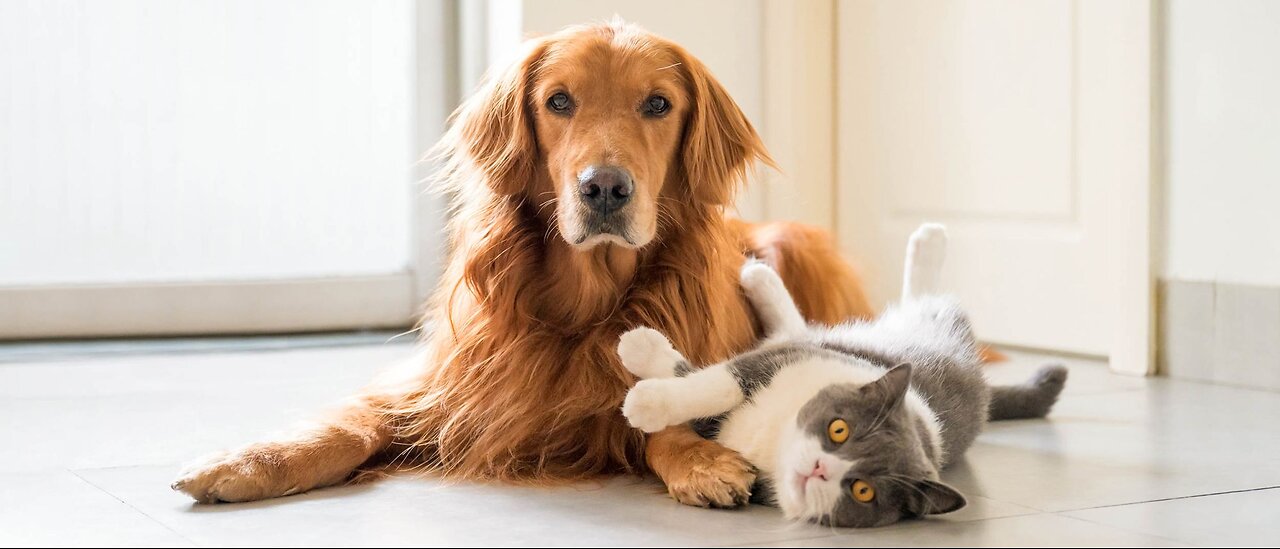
xmin=0 ymin=0 xmax=450 ymax=339
xmin=836 ymin=0 xmax=1152 ymax=372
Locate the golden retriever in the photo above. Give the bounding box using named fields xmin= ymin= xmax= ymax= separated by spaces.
xmin=172 ymin=20 xmax=873 ymax=508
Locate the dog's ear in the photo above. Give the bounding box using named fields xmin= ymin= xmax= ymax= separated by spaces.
xmin=453 ymin=38 xmax=548 ymax=196
xmin=675 ymin=47 xmax=774 ymax=206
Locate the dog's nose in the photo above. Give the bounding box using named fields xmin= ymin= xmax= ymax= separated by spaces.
xmin=577 ymin=166 xmax=633 ymax=214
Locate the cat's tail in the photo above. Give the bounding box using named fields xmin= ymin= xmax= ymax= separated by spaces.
xmin=988 ymin=364 xmax=1069 ymax=420
xmin=902 ymin=223 xmax=948 ymax=301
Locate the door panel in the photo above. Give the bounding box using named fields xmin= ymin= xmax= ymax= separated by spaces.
xmin=837 ymin=0 xmax=1151 ymax=359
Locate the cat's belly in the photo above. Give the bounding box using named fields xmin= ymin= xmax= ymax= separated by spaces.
xmin=714 ymin=358 xmax=885 ymax=478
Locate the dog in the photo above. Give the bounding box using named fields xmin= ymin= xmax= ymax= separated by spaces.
xmin=172 ymin=19 xmax=873 ymax=508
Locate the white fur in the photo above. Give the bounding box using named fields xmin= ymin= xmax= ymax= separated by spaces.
xmin=902 ymin=223 xmax=947 ymax=301
xmin=617 ymin=326 xmax=683 ymax=379
xmin=740 ymin=261 xmax=808 ymax=344
xmin=622 ymin=364 xmax=744 ymax=433
xmin=776 ymin=431 xmax=856 ymax=521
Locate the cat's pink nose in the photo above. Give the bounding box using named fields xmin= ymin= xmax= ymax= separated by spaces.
xmin=810 ymin=461 xmax=828 ymax=481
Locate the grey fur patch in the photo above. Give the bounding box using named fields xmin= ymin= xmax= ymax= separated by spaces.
xmin=727 ymin=344 xmax=858 ymax=400
xmin=673 ymin=360 xmax=695 ymax=378
xmin=915 ymin=415 xmax=936 ymax=465
xmin=750 ymin=477 xmax=776 ymax=505
xmin=988 ymin=364 xmax=1068 ymax=420
xmin=690 ymin=413 xmax=728 ymax=439
xmin=817 ymin=341 xmax=897 ymax=369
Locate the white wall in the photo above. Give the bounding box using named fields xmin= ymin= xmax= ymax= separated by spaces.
xmin=1163 ymin=0 xmax=1280 ymax=287
xmin=0 ymin=0 xmax=415 ymax=286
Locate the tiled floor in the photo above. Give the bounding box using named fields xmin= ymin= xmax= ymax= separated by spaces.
xmin=2 ymin=338 xmax=1276 ymax=547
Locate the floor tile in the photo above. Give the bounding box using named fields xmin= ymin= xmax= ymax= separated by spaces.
xmin=0 ymin=344 xmax=414 ymax=472
xmin=945 ymin=379 xmax=1280 ymax=511
xmin=1064 ymin=487 xmax=1280 ymax=547
xmin=0 ymin=471 xmax=192 ymax=547
xmin=5 ymin=340 xmax=1279 ymax=546
xmin=740 ymin=513 xmax=1188 ymax=547
xmin=78 ymin=465 xmax=815 ymax=547
xmin=75 ymin=464 xmax=1038 ymax=548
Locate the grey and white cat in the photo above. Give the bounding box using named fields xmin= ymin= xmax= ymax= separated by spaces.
xmin=617 ymin=224 xmax=1067 ymax=527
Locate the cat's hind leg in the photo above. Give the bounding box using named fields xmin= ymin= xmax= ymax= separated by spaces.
xmin=740 ymin=261 xmax=807 ymax=343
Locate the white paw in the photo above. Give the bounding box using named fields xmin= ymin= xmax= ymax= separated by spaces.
xmin=618 ymin=327 xmax=679 ymax=379
xmin=622 ymin=380 xmax=678 ymax=433
xmin=909 ymin=224 xmax=948 ymax=259
xmin=739 ymin=260 xmax=781 ymax=294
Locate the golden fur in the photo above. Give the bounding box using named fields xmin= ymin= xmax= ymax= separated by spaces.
xmin=173 ymin=20 xmax=874 ymax=506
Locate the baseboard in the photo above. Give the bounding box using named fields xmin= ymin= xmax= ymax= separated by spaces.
xmin=1158 ymin=279 xmax=1280 ymax=390
xmin=0 ymin=274 xmax=417 ymax=340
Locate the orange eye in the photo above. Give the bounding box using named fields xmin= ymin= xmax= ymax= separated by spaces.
xmin=827 ymin=419 xmax=850 ymax=444
xmin=851 ymin=479 xmax=876 ymax=503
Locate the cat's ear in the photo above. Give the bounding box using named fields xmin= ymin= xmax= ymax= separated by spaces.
xmin=863 ymin=363 xmax=913 ymax=409
xmin=905 ymin=479 xmax=967 ymax=516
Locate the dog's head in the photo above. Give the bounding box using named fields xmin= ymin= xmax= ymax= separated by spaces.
xmin=450 ymin=20 xmax=770 ymax=249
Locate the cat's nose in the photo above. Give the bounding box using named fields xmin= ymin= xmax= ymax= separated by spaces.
xmin=810 ymin=461 xmax=828 ymax=481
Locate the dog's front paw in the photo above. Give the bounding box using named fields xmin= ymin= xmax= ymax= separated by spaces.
xmin=622 ymin=379 xmax=678 ymax=433
xmin=664 ymin=440 xmax=756 ymax=508
xmin=171 ymin=446 xmax=289 ymax=503
xmin=618 ymin=327 xmax=680 ymax=379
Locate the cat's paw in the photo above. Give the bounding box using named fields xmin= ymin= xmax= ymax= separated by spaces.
xmin=622 ymin=379 xmax=678 ymax=433
xmin=910 ymin=223 xmax=948 ymax=247
xmin=740 ymin=260 xmax=806 ymax=341
xmin=618 ymin=327 xmax=681 ymax=379
xmin=739 ymin=260 xmax=783 ymax=295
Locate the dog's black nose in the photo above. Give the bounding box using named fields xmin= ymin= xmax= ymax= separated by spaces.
xmin=578 ymin=166 xmax=633 ymax=214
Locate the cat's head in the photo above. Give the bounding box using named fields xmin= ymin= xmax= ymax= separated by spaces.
xmin=773 ymin=364 xmax=966 ymax=527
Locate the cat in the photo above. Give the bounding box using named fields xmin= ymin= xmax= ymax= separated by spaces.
xmin=616 ymin=224 xmax=1068 ymax=527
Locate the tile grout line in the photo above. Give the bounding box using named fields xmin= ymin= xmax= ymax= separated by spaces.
xmin=69 ymin=468 xmax=200 ymax=547
xmin=1057 ymin=484 xmax=1280 ymax=513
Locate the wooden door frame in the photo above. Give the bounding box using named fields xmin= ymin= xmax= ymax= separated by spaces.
xmin=1099 ymin=0 xmax=1156 ymax=376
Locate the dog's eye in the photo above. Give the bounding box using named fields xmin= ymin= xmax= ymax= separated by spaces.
xmin=547 ymin=92 xmax=574 ymax=114
xmin=643 ymin=95 xmax=671 ymax=117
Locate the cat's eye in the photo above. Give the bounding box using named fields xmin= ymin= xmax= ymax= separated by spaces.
xmin=827 ymin=418 xmax=850 ymax=444
xmin=851 ymin=479 xmax=876 ymax=503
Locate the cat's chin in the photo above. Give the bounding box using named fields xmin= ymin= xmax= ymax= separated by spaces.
xmin=773 ymin=428 xmax=824 ymax=520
